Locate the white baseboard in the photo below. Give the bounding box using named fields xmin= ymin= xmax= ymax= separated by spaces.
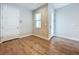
xmin=0 ymin=33 xmax=49 ymax=43
xmin=0 ymin=33 xmax=32 ymax=43
xmin=20 ymin=34 xmax=50 ymax=40
xmin=33 ymin=34 xmax=48 ymax=40
xmin=1 ymin=35 xmax=19 ymax=43
xmin=19 ymin=34 xmax=33 ymax=38
xmin=55 ymin=35 xmax=79 ymax=41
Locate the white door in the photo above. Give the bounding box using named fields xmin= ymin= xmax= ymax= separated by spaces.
xmin=1 ymin=4 xmax=20 ymax=42
xmin=49 ymin=12 xmax=54 ymax=39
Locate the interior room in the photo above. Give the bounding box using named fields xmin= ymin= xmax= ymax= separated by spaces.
xmin=0 ymin=3 xmax=79 ymax=55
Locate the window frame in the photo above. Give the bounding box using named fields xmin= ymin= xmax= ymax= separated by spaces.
xmin=34 ymin=13 xmax=41 ymax=29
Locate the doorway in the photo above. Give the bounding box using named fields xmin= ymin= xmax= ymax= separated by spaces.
xmin=49 ymin=12 xmax=55 ymax=39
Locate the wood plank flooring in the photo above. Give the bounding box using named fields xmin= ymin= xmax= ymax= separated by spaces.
xmin=0 ymin=35 xmax=79 ymax=55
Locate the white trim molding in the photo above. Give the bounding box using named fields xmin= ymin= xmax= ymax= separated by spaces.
xmin=33 ymin=34 xmax=48 ymax=40
xmin=0 ymin=33 xmax=32 ymax=43
xmin=19 ymin=34 xmax=32 ymax=38
xmin=55 ymin=35 xmax=79 ymax=41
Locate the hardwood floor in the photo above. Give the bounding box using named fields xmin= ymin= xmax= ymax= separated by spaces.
xmin=0 ymin=35 xmax=79 ymax=55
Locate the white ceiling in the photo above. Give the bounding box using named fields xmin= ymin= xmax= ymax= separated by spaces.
xmin=11 ymin=3 xmax=46 ymax=10
xmin=7 ymin=3 xmax=71 ymax=10
xmin=53 ymin=3 xmax=71 ymax=9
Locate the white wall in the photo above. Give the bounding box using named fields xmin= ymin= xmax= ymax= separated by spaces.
xmin=55 ymin=4 xmax=79 ymax=41
xmin=53 ymin=3 xmax=71 ymax=9
xmin=19 ymin=8 xmax=32 ymax=37
xmin=0 ymin=4 xmax=1 ymax=39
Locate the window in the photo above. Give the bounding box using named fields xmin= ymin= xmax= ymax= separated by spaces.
xmin=35 ymin=13 xmax=41 ymax=28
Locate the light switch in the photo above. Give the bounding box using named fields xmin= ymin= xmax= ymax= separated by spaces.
xmin=19 ymin=20 xmax=22 ymax=24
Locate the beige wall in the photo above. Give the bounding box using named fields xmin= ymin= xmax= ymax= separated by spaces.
xmin=32 ymin=4 xmax=48 ymax=39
